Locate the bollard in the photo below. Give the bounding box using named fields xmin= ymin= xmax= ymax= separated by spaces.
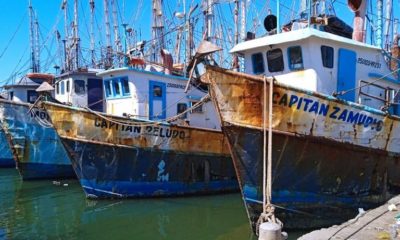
xmin=258 ymin=222 xmax=282 ymax=240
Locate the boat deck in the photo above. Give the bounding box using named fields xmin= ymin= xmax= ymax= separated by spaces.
xmin=299 ymin=195 xmax=400 ymax=240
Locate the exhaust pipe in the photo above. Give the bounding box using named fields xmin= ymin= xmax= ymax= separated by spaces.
xmin=348 ymin=0 xmax=368 ymax=42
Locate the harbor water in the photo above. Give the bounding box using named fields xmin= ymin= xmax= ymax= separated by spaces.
xmin=0 ymin=168 xmax=303 ymax=240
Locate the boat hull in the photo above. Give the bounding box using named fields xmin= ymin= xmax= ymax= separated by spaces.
xmin=0 ymin=128 xmax=14 ymax=168
xmin=0 ymin=100 xmax=74 ymax=180
xmin=204 ymin=66 xmax=400 ymax=230
xmin=61 ymin=138 xmax=237 ymax=198
xmin=224 ymin=124 xmax=391 ymax=230
xmin=43 ymin=102 xmax=238 ymax=198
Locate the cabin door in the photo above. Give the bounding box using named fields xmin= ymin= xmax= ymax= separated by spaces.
xmin=337 ymin=48 xmax=357 ymax=102
xmin=87 ymin=78 xmax=104 ymax=112
xmin=149 ymin=81 xmax=166 ymax=120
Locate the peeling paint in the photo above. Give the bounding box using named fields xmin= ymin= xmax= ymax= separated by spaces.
xmin=43 ymin=102 xmax=238 ymax=198
xmin=204 ymin=66 xmax=400 ymax=230
xmin=0 ymin=99 xmax=74 ymax=180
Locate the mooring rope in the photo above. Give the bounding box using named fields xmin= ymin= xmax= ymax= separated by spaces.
xmin=257 ymin=76 xmax=282 ymax=234
xmin=82 ymin=94 xmax=211 ymax=128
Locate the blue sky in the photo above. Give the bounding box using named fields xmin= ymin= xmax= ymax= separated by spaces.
xmin=0 ymin=0 xmax=398 ymax=85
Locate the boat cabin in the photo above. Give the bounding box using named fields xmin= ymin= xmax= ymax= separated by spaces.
xmin=97 ymin=67 xmax=220 ymax=130
xmin=54 ymin=70 xmax=104 ymax=112
xmin=232 ymin=28 xmax=400 ymax=115
xmin=2 ymin=73 xmax=54 ymax=103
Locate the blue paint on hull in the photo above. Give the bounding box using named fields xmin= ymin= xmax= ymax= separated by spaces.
xmin=81 ymin=179 xmax=238 ymax=198
xmin=0 ymin=100 xmax=74 ymax=179
xmin=223 ymin=125 xmax=399 ymax=230
xmin=0 ymin=128 xmax=14 ymax=168
xmin=61 ymin=139 xmax=238 ymax=198
xmin=17 ymin=162 xmax=75 ymax=180
xmin=0 ymin=158 xmax=15 ymax=168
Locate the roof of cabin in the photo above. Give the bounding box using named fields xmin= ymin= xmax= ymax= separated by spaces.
xmin=230 ymin=28 xmax=381 ymax=54
xmin=3 ymin=75 xmax=45 ymax=89
xmin=97 ymin=67 xmax=188 ymax=82
xmin=56 ymin=68 xmax=104 ymax=79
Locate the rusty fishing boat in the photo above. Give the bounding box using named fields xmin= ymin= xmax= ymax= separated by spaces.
xmin=202 ymin=0 xmax=400 ymax=231
xmin=0 ymin=74 xmax=75 ymax=180
xmin=42 ymin=55 xmax=238 ymax=197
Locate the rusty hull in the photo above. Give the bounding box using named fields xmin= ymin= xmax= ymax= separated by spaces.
xmin=204 ymin=66 xmax=400 ymax=230
xmin=0 ymin=99 xmax=74 ymax=180
xmin=43 ymin=102 xmax=238 ymax=198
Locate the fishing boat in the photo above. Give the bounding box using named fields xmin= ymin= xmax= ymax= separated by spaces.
xmin=0 ymin=0 xmax=109 ymax=179
xmin=202 ymin=0 xmax=400 ymax=231
xmin=42 ymin=60 xmax=238 ymax=198
xmin=0 ymin=73 xmax=75 ymax=180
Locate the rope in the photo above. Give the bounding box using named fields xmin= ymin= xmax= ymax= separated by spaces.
xmin=82 ymin=94 xmax=210 ymax=128
xmin=257 ymin=76 xmax=282 ymax=235
xmin=334 ymin=67 xmax=400 ymax=97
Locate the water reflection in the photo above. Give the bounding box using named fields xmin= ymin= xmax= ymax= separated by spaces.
xmin=0 ymin=169 xmax=255 ymax=240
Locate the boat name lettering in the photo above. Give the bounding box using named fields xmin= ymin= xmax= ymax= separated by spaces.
xmin=94 ymin=118 xmax=186 ymax=139
xmin=272 ymin=92 xmax=384 ymax=131
xmin=357 ymin=57 xmax=381 ymax=69
xmin=167 ymin=83 xmax=186 ymax=89
xmin=30 ymin=110 xmax=50 ymax=121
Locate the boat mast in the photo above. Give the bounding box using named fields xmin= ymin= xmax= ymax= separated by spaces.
xmin=205 ymin=0 xmax=214 ymax=42
xmin=384 ymin=0 xmax=392 ymax=50
xmin=111 ymin=0 xmax=122 ymax=67
xmin=103 ymin=0 xmax=112 ymax=68
xmin=89 ymin=0 xmax=96 ymax=68
xmin=232 ymin=0 xmax=239 ymax=71
xmin=377 ymin=0 xmax=383 ymax=47
xmin=240 ymin=0 xmax=246 ymax=41
xmin=34 ymin=9 xmax=40 ymax=72
xmin=394 ymin=18 xmax=399 ymax=44
xmin=28 ymin=0 xmax=39 ymax=73
xmin=61 ymin=0 xmax=69 ymax=72
xmin=151 ymin=0 xmax=165 ymax=63
xmin=73 ymin=0 xmax=80 ymax=70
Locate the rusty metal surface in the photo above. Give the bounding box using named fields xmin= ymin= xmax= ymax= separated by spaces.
xmin=0 ymin=99 xmax=74 ymax=179
xmin=43 ymin=102 xmax=238 ymax=197
xmin=204 ymin=66 xmax=400 ymax=230
xmin=43 ymin=102 xmax=230 ymax=156
xmin=205 ymin=66 xmax=400 ymax=155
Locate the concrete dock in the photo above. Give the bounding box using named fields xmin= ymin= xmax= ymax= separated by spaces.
xmin=299 ymin=195 xmax=400 ymax=240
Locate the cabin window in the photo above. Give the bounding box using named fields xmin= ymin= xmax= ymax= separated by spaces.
xmin=177 ymin=103 xmax=188 ymax=118
xmin=267 ymin=49 xmax=284 ymax=72
xmin=288 ymin=46 xmax=304 ymax=70
xmin=104 ymin=80 xmax=112 ymax=97
xmin=321 ymin=46 xmax=334 ymax=68
xmin=74 ymin=80 xmax=86 ymax=94
xmin=112 ymin=80 xmax=121 ymax=96
xmin=251 ymin=53 xmax=265 ymax=74
xmin=66 ymin=80 xmax=70 ymax=93
xmin=153 ymin=85 xmax=162 ymax=97
xmin=27 ymin=90 xmax=38 ymax=103
xmin=9 ymin=92 xmax=13 ymax=101
xmin=56 ymin=83 xmax=59 ymax=94
xmin=190 ymin=101 xmax=203 ymax=113
xmin=121 ymin=78 xmax=130 ymax=96
xmin=61 ymin=81 xmax=65 ymax=94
